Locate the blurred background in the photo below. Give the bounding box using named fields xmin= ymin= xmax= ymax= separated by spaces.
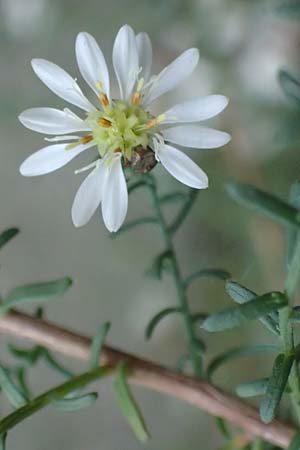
xmin=0 ymin=0 xmax=300 ymax=448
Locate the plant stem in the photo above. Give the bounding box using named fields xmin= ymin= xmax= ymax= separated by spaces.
xmin=146 ymin=176 xmax=203 ymax=377
xmin=280 ymin=233 xmax=300 ymax=423
xmin=0 ymin=366 xmax=111 ymax=434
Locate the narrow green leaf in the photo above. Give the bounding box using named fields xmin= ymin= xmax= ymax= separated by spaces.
xmin=202 ymin=292 xmax=287 ymax=332
xmin=168 ymin=188 xmax=198 ymax=235
xmin=215 ymin=417 xmax=232 ymax=440
xmin=43 ymin=351 xmax=74 ymax=378
xmin=287 ymin=432 xmax=300 ymax=450
xmin=114 ymin=362 xmax=149 ymax=443
xmin=147 ymin=250 xmax=172 ymax=280
xmin=236 ymin=378 xmax=269 ymax=398
xmin=0 ymin=433 xmax=7 ymax=450
xmin=260 ymin=353 xmax=294 ymax=423
xmin=0 ymin=228 xmax=19 ymax=250
xmin=145 ymin=307 xmax=182 ymax=340
xmin=1 ymin=277 xmax=72 ymax=313
xmin=90 ymin=322 xmax=111 ymax=369
xmin=51 ymin=392 xmax=98 ymax=411
xmin=226 ymin=281 xmax=279 ymax=335
xmin=185 ymin=269 xmax=230 ymax=287
xmin=207 ymin=345 xmax=278 ymax=380
xmin=278 ymin=70 xmax=300 ymax=105
xmin=0 ymin=365 xmax=27 ymax=408
xmin=227 ymin=183 xmax=300 ymax=229
xmin=7 ymin=344 xmax=42 ymax=365
xmin=15 ymin=368 xmax=31 ymax=400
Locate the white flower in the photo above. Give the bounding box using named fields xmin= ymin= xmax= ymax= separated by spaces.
xmin=19 ymin=25 xmax=230 ymax=232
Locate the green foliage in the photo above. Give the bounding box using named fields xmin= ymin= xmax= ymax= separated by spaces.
xmin=260 ymin=353 xmax=294 ymax=423
xmin=287 ymin=432 xmax=300 ymax=450
xmin=0 ymin=278 xmax=72 ymax=314
xmin=0 ymin=364 xmax=27 ymax=408
xmin=207 ymin=345 xmax=278 ymax=380
xmin=227 ymin=183 xmax=300 ymax=229
xmin=226 ymin=281 xmax=279 ymax=334
xmin=145 ymin=307 xmax=181 ymax=339
xmin=202 ymin=292 xmax=287 ymax=332
xmin=51 ymin=393 xmax=98 ymax=411
xmin=90 ymin=322 xmax=111 ymax=369
xmin=0 ymin=228 xmax=19 ymax=250
xmin=114 ymin=362 xmax=149 ymax=443
xmin=287 ymin=182 xmax=300 ymax=269
xmin=236 ymin=378 xmax=269 ymax=398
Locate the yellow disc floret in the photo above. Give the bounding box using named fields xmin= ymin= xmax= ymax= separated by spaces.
xmin=85 ymin=100 xmax=152 ymax=161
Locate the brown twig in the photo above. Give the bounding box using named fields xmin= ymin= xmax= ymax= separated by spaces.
xmin=0 ymin=309 xmax=296 ymax=447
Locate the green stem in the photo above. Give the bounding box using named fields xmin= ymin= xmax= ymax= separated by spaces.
xmin=280 ymin=233 xmax=300 ymax=424
xmin=0 ymin=366 xmax=111 ymax=434
xmin=146 ymin=176 xmax=203 ymax=377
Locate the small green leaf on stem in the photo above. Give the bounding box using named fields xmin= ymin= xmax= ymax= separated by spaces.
xmin=215 ymin=417 xmax=232 ymax=440
xmin=90 ymin=322 xmax=111 ymax=369
xmin=202 ymin=292 xmax=287 ymax=332
xmin=226 ymin=281 xmax=279 ymax=335
xmin=260 ymin=353 xmax=294 ymax=423
xmin=0 ymin=228 xmax=19 ymax=250
xmin=185 ymin=269 xmax=230 ymax=288
xmin=227 ymin=183 xmax=300 ymax=229
xmin=207 ymin=345 xmax=278 ymax=380
xmin=145 ymin=307 xmax=182 ymax=340
xmin=0 ymin=277 xmax=72 ymax=314
xmin=0 ymin=365 xmax=27 ymax=408
xmin=287 ymin=432 xmax=300 ymax=450
xmin=236 ymin=378 xmax=269 ymax=398
xmin=0 ymin=433 xmax=7 ymax=450
xmin=114 ymin=362 xmax=149 ymax=443
xmin=51 ymin=393 xmax=98 ymax=412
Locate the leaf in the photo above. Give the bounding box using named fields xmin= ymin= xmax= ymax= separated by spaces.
xmin=51 ymin=393 xmax=98 ymax=411
xmin=278 ymin=70 xmax=300 ymax=106
xmin=43 ymin=351 xmax=74 ymax=378
xmin=202 ymin=292 xmax=287 ymax=332
xmin=114 ymin=362 xmax=149 ymax=443
xmin=145 ymin=307 xmax=181 ymax=340
xmin=260 ymin=353 xmax=294 ymax=423
xmin=185 ymin=269 xmax=230 ymax=287
xmin=0 ymin=228 xmax=19 ymax=250
xmin=0 ymin=365 xmax=27 ymax=408
xmin=236 ymin=378 xmax=269 ymax=398
xmin=147 ymin=250 xmax=172 ymax=279
xmin=215 ymin=417 xmax=232 ymax=440
xmin=227 ymin=183 xmax=300 ymax=229
xmin=0 ymin=277 xmax=73 ymax=313
xmin=90 ymin=322 xmax=111 ymax=369
xmin=0 ymin=433 xmax=7 ymax=450
xmin=207 ymin=345 xmax=278 ymax=380
xmin=226 ymin=281 xmax=279 ymax=335
xmin=287 ymin=432 xmax=300 ymax=450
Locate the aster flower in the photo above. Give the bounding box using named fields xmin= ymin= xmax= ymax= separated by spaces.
xmin=19 ymin=25 xmax=230 ymax=232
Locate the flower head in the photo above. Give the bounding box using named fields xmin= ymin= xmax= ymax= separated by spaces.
xmin=19 ymin=25 xmax=230 ymax=232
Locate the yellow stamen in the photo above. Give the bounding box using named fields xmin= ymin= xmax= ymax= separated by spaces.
xmin=131 ymin=78 xmax=144 ymax=105
xmin=97 ymin=118 xmax=112 ymax=128
xmin=80 ymin=135 xmax=94 ymax=144
xmin=145 ymin=114 xmax=166 ymax=129
xmin=100 ymin=93 xmax=109 ymax=107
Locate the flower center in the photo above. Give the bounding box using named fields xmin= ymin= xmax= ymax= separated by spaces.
xmin=85 ymin=100 xmax=153 ymax=161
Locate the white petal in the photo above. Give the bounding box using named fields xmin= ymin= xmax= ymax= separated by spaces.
xmin=157 ymin=144 xmax=208 ymax=189
xmin=72 ymin=162 xmax=105 ymax=227
xmin=75 ymin=32 xmax=110 ymax=99
xmin=101 ymin=157 xmax=128 ymax=232
xmin=31 ymin=59 xmax=95 ymax=112
xmin=136 ymin=32 xmax=152 ymax=83
xmin=162 ymin=95 xmax=229 ymax=124
xmin=113 ymin=25 xmax=139 ymax=100
xmin=162 ymin=125 xmax=231 ymax=148
xmin=143 ymin=48 xmax=199 ymax=106
xmin=20 ymin=142 xmax=94 ymax=176
xmin=19 ymin=108 xmax=90 ymax=135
